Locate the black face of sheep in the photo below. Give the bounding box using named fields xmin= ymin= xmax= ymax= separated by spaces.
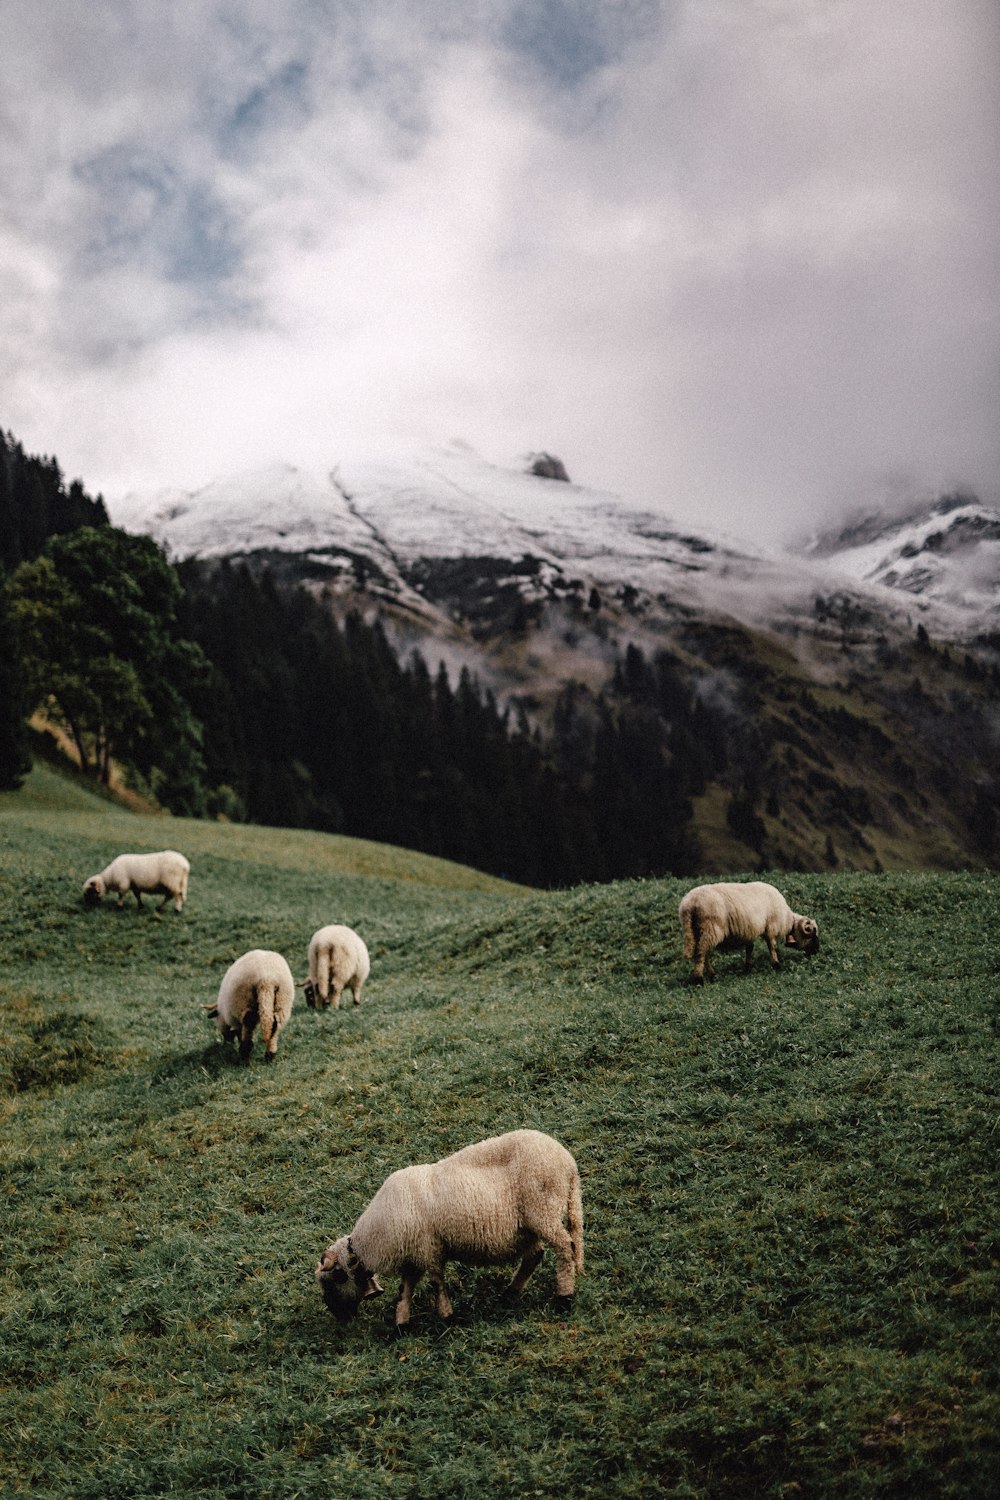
xmin=82 ymin=878 xmax=104 ymax=906
xmin=302 ymin=980 xmax=318 ymax=1009
xmin=787 ymin=917 xmax=820 ymax=956
xmin=318 ymin=1265 xmax=356 ymax=1321
xmin=316 ymin=1241 xmax=384 ymax=1321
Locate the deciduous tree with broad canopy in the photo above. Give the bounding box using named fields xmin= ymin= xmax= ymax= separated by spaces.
xmin=7 ymin=526 xmax=209 ymax=810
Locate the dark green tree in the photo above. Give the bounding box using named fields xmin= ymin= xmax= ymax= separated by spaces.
xmin=0 ymin=428 xmax=108 ymax=570
xmin=0 ymin=571 xmax=31 ymax=789
xmin=7 ymin=527 xmax=208 ymax=805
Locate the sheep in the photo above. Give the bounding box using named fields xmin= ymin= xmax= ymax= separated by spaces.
xmin=82 ymin=850 xmax=190 ymax=912
xmin=679 ymin=880 xmax=819 ymax=984
xmin=301 ymin=924 xmax=370 ymax=1010
xmin=316 ymin=1128 xmax=584 ymax=1333
xmin=204 ymin=949 xmax=295 ymax=1063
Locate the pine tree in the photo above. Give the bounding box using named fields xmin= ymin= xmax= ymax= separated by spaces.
xmin=0 ymin=571 xmax=31 ymax=790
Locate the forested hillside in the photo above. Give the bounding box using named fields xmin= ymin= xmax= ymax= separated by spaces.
xmin=174 ymin=559 xmax=704 ymax=884
xmin=0 ymin=431 xmax=110 ymax=790
xmin=3 ymin=426 xmax=999 ymax=881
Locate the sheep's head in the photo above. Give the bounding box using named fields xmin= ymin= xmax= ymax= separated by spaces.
xmin=82 ymin=876 xmax=105 ymax=905
xmin=316 ymin=1235 xmax=384 ymax=1321
xmin=787 ymin=916 xmax=819 ymax=955
xmin=301 ymin=979 xmax=317 ymax=1008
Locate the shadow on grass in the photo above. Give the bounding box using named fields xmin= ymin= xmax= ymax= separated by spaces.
xmin=272 ymin=1273 xmax=558 ymax=1359
xmin=148 ymin=1042 xmax=250 ymax=1081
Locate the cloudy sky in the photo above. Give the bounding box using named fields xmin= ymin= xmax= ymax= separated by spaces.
xmin=2 ymin=0 xmax=998 ymax=541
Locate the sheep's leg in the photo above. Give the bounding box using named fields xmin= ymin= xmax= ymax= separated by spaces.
xmin=505 ymin=1241 xmax=545 ymax=1300
xmin=743 ymin=941 xmax=754 ymax=971
xmin=693 ymin=935 xmax=715 ymax=983
xmin=350 ymin=979 xmax=362 ymax=1005
xmin=430 ymin=1270 xmax=454 ymax=1322
xmin=131 ymin=884 xmax=144 ymax=909
xmin=766 ymin=933 xmax=781 ymax=968
xmin=394 ymin=1267 xmax=423 ymax=1332
xmin=545 ymin=1226 xmax=578 ymax=1311
xmin=330 ymin=982 xmax=343 ymax=1011
xmin=238 ymin=1014 xmax=255 ymax=1062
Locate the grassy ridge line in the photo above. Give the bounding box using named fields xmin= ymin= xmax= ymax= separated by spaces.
xmin=1 ymin=769 xmax=998 ymax=1498
xmin=2 ymin=761 xmax=524 ymax=891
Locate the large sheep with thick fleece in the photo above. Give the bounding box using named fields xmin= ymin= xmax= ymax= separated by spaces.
xmin=316 ymin=1129 xmax=584 ymax=1332
xmin=302 ymin=924 xmax=370 ymax=1009
xmin=83 ymin=850 xmax=190 ymax=912
xmin=204 ymin=949 xmax=295 ymax=1063
xmin=679 ymin=880 xmax=819 ymax=984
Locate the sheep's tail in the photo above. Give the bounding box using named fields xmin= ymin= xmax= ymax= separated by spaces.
xmin=316 ymin=950 xmax=330 ymax=1002
xmin=680 ymin=903 xmax=697 ymax=961
xmin=567 ymin=1169 xmax=584 ymax=1273
xmin=256 ymin=981 xmax=276 ymax=1046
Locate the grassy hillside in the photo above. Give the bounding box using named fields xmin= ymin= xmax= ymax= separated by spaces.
xmin=1 ymin=766 xmax=997 ymax=1498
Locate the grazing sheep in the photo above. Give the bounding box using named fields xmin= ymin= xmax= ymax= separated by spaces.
xmin=82 ymin=850 xmax=190 ymax=912
xmin=679 ymin=880 xmax=819 ymax=984
xmin=301 ymin=924 xmax=370 ymax=1009
xmin=316 ymin=1128 xmax=584 ymax=1333
xmin=204 ymin=949 xmax=295 ymax=1063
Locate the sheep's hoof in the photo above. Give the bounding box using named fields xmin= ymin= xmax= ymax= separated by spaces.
xmin=553 ymin=1295 xmax=574 ymax=1316
xmin=394 ymin=1322 xmax=410 ymax=1339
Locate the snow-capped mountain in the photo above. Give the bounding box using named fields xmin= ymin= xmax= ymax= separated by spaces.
xmin=107 ymin=445 xmax=1000 ymax=875
xmin=805 ymin=494 xmax=1000 ymax=621
xmin=110 ymin=445 xmax=998 ymax=640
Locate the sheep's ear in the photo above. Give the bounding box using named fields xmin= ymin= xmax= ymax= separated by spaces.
xmin=361 ymin=1274 xmax=384 ymax=1300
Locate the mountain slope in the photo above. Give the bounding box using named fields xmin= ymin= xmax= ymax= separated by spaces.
xmin=806 ymin=492 xmax=1000 ymax=617
xmin=112 ymin=446 xmax=1000 ymax=638
xmin=110 ymin=448 xmax=1000 ymax=873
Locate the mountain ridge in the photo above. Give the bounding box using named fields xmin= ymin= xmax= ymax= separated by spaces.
xmin=109 ymin=447 xmax=1000 ymax=874
xmin=111 ymin=445 xmax=999 ymax=644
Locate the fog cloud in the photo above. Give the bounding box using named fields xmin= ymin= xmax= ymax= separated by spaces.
xmin=2 ymin=0 xmax=997 ymax=541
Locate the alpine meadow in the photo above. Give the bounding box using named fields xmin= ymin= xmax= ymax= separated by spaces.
xmin=1 ymin=760 xmax=997 ymax=1499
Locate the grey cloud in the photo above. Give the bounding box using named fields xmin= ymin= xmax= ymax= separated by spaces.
xmin=74 ymin=146 xmax=241 ymax=287
xmin=1 ymin=0 xmax=997 ymax=540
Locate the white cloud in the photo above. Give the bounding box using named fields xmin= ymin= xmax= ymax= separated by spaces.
xmin=1 ymin=0 xmax=997 ymax=538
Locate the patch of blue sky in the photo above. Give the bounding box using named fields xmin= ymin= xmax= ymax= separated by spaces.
xmin=74 ymin=145 xmax=242 ymax=290
xmin=227 ymin=57 xmax=311 ymax=143
xmin=500 ymin=0 xmax=661 ymax=87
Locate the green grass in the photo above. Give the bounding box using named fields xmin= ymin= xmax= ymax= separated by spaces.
xmin=1 ymin=762 xmax=998 ymax=1498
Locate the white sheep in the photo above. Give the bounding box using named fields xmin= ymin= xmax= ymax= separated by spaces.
xmin=204 ymin=949 xmax=295 ymax=1063
xmin=316 ymin=1128 xmax=584 ymax=1332
xmin=301 ymin=924 xmax=370 ymax=1009
xmin=679 ymin=880 xmax=819 ymax=984
xmin=82 ymin=850 xmax=190 ymax=912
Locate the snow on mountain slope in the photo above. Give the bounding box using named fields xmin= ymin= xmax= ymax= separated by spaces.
xmin=109 ymin=446 xmax=999 ymax=637
xmin=805 ymin=495 xmax=1000 ymax=619
xmin=111 ymin=463 xmax=372 ymax=562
